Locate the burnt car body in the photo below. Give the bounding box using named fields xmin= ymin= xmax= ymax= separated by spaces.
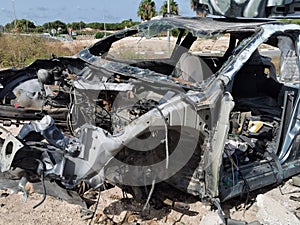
xmin=0 ymin=16 xmax=300 ymax=206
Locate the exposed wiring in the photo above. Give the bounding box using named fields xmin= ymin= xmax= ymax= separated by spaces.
xmin=224 ymin=149 xmax=250 ymax=215
xmin=143 ymin=178 xmax=155 ymax=211
xmin=234 ymin=152 xmax=239 ymax=184
xmin=224 ymin=150 xmax=238 ymax=186
xmin=231 ymin=162 xmax=235 ymax=186
xmin=240 ymin=174 xmax=250 ymax=217
xmin=208 ymin=36 xmax=219 ymax=67
xmin=67 ymin=88 xmax=76 ymax=135
xmin=33 ymin=173 xmax=46 ymax=209
xmin=133 ymin=98 xmax=169 ymax=169
xmin=154 ymin=105 xmax=169 ymax=169
xmin=33 ymin=159 xmax=46 ymax=209
xmin=88 ymin=189 xmax=101 ymax=225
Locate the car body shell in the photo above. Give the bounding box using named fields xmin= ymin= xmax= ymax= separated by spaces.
xmin=0 ymin=16 xmax=300 ymax=204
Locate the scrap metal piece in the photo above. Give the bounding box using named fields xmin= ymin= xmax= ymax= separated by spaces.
xmin=0 ymin=127 xmax=24 ymax=172
xmin=18 ymin=115 xmax=67 ymax=150
xmin=18 ymin=176 xmax=28 ymax=202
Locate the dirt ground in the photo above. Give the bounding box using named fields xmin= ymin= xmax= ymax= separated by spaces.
xmin=0 ymin=178 xmax=300 ymax=225
xmin=0 ymin=123 xmax=298 ymax=225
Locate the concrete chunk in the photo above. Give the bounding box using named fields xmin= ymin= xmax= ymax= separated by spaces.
xmin=256 ymin=194 xmax=300 ymax=225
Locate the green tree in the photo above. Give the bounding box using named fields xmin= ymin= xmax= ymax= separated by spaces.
xmin=160 ymin=0 xmax=179 ymax=15
xmin=5 ymin=19 xmax=36 ymax=32
xmin=69 ymin=21 xmax=86 ymax=30
xmin=43 ymin=20 xmax=67 ymax=34
xmin=137 ymin=0 xmax=158 ymax=21
xmin=86 ymin=22 xmax=104 ymax=30
xmin=34 ymin=25 xmax=46 ymax=33
xmin=4 ymin=22 xmax=13 ymax=32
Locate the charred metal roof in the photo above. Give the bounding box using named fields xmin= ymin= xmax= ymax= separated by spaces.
xmin=87 ymin=16 xmax=297 ymax=56
xmin=140 ymin=16 xmax=278 ymax=37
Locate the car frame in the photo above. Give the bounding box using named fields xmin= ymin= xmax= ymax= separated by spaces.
xmin=0 ymin=15 xmax=300 ymax=209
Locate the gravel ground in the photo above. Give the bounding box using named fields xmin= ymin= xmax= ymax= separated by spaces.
xmin=0 ymin=177 xmax=299 ymax=225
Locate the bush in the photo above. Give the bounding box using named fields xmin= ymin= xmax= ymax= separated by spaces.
xmin=95 ymin=32 xmax=106 ymax=39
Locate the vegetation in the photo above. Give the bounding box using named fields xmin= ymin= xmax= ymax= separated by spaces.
xmin=0 ymin=34 xmax=86 ymax=68
xmin=137 ymin=0 xmax=180 ymax=20
xmin=4 ymin=19 xmax=36 ymax=33
xmin=2 ymin=19 xmax=140 ymax=35
xmin=1 ymin=1 xmax=181 ymax=33
xmin=0 ymin=1 xmax=182 ymax=68
xmin=88 ymin=19 xmax=140 ymax=31
xmin=95 ymin=32 xmax=106 ymax=39
xmin=160 ymin=0 xmax=179 ymax=15
xmin=70 ymin=21 xmax=86 ymax=30
xmin=42 ymin=20 xmax=68 ymax=34
xmin=137 ymin=0 xmax=158 ymax=21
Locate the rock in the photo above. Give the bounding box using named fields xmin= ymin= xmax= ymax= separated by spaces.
xmin=112 ymin=210 xmax=127 ymax=223
xmin=25 ymin=182 xmax=35 ymax=194
xmin=256 ymin=194 xmax=300 ymax=225
xmin=292 ymin=175 xmax=300 ymax=187
xmin=127 ymin=213 xmax=137 ymax=223
xmin=200 ymin=211 xmax=223 ymax=225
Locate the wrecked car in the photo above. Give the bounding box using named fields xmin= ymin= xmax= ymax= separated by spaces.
xmin=0 ymin=15 xmax=300 ymax=208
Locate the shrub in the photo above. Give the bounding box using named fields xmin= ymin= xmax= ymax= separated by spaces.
xmin=95 ymin=32 xmax=106 ymax=39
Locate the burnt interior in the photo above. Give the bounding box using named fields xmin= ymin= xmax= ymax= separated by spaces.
xmin=219 ymin=32 xmax=300 ymax=201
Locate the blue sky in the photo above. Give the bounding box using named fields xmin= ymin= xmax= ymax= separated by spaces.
xmin=0 ymin=0 xmax=195 ymax=26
